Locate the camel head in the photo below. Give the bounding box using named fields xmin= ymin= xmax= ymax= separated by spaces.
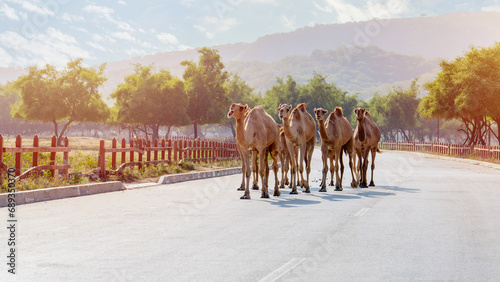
xmin=227 ymin=103 xmax=248 ymax=119
xmin=313 ymin=108 xmax=328 ymax=121
xmin=354 ymin=108 xmax=367 ymax=122
xmin=278 ymin=104 xmax=292 ymax=120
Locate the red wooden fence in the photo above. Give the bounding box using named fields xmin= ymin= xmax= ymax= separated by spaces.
xmin=379 ymin=142 xmax=500 ymax=161
xmin=0 ymin=134 xmax=70 ymax=180
xmin=98 ymin=137 xmax=239 ymax=179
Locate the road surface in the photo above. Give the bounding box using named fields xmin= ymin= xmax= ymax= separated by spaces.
xmin=1 ymin=150 xmax=500 ymax=281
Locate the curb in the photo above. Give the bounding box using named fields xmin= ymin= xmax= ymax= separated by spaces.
xmin=0 ymin=181 xmax=125 ymax=208
xmin=158 ymin=167 xmax=242 ymax=185
xmin=391 ymin=150 xmax=500 ymax=170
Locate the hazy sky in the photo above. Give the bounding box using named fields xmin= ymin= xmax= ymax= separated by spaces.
xmin=0 ymin=0 xmax=498 ymax=68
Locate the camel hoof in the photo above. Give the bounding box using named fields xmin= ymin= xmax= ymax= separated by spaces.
xmin=319 ymin=187 xmax=327 ymax=192
xmin=334 ymin=187 xmax=343 ymax=191
xmin=237 ymin=187 xmax=245 ymax=191
xmin=303 ymin=189 xmax=311 ymax=194
xmin=369 ymin=181 xmax=375 ymax=187
xmin=290 ymin=190 xmax=298 ymax=195
xmin=360 ymin=184 xmax=368 ymax=188
xmin=252 ymin=184 xmax=259 ymax=190
xmin=240 ymin=194 xmax=251 ymax=200
xmin=261 ymin=193 xmax=270 ymax=198
xmin=351 ymin=181 xmax=358 ymax=188
xmin=285 ymin=180 xmax=289 ymax=185
xmin=273 ymin=190 xmax=281 ymax=197
xmin=329 ymin=181 xmax=334 ymax=186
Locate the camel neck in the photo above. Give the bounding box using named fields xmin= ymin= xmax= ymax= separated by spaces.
xmin=235 ymin=117 xmax=246 ymax=145
xmin=358 ymin=118 xmax=366 ymax=142
xmin=318 ymin=119 xmax=329 ymax=141
xmin=282 ymin=117 xmax=295 ymax=141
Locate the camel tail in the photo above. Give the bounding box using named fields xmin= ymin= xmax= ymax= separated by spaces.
xmin=376 ymin=148 xmax=383 ymax=153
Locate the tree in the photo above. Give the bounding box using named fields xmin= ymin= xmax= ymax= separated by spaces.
xmin=181 ymin=47 xmax=229 ymax=138
xmin=111 ymin=64 xmax=189 ymax=141
xmin=419 ymin=43 xmax=500 ymax=145
xmin=12 ymin=59 xmax=109 ymax=145
xmin=225 ymin=73 xmax=262 ymax=137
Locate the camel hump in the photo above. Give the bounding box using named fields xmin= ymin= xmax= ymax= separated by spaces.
xmin=297 ymin=103 xmax=307 ymax=112
xmin=334 ymin=107 xmax=343 ymax=117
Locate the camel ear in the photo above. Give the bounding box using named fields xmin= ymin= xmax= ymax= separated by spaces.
xmin=354 ymin=108 xmax=358 ymax=114
xmin=244 ymin=104 xmax=248 ymax=111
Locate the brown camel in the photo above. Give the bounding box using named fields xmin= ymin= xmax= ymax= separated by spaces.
xmin=278 ymin=103 xmax=316 ymax=194
xmin=314 ymin=107 xmax=357 ymax=192
xmin=236 ymin=147 xmax=259 ymax=191
xmin=353 ymin=108 xmax=382 ymax=188
xmin=228 ymin=103 xmax=280 ymax=199
xmin=277 ymin=127 xmax=291 ymax=189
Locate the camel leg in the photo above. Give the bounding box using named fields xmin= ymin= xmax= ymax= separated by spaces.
xmin=304 ymin=141 xmax=314 ymax=193
xmin=237 ymin=145 xmax=246 ymax=191
xmin=259 ymin=149 xmax=270 ymax=198
xmin=279 ymin=152 xmax=285 ymax=189
xmin=287 ymin=141 xmax=298 ymax=194
xmin=339 ymin=149 xmax=345 ymax=189
xmin=284 ymin=152 xmax=290 ymax=186
xmin=360 ymin=147 xmax=371 ymax=188
xmin=252 ymin=151 xmax=259 ymax=190
xmin=349 ymin=150 xmax=358 ymax=188
xmin=298 ymin=143 xmax=306 ymax=190
xmin=240 ymin=148 xmax=252 ymax=199
xmin=319 ymin=145 xmax=328 ymax=192
xmin=369 ymin=148 xmax=377 ymax=186
xmin=329 ymin=154 xmax=335 ymax=186
xmin=271 ymin=147 xmax=281 ymax=197
xmin=334 ymin=149 xmax=343 ymax=191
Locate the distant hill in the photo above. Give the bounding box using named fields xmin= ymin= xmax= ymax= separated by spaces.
xmin=1 ymin=11 xmax=499 ymax=100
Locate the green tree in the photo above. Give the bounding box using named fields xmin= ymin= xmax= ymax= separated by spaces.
xmin=111 ymin=64 xmax=189 ymax=141
xmin=12 ymin=59 xmax=109 ymax=145
xmin=262 ymin=75 xmax=301 ymax=120
xmin=419 ymin=44 xmax=500 ymax=145
xmin=181 ymin=47 xmax=229 ymax=138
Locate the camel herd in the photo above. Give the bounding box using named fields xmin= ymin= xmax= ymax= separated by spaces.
xmin=227 ymin=102 xmax=381 ymax=200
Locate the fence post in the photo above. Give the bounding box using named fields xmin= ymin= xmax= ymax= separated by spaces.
xmin=33 ymin=135 xmax=39 ymax=167
xmin=112 ymin=138 xmax=117 ymax=170
xmin=173 ymin=140 xmax=178 ymax=163
xmin=130 ymin=139 xmax=135 ymax=163
xmin=50 ymin=136 xmax=57 ymax=178
xmin=138 ymin=139 xmax=143 ymax=170
xmin=63 ymin=137 xmax=69 ymax=177
xmin=147 ymin=139 xmax=152 ymax=165
xmin=164 ymin=139 xmax=168 ymax=161
xmin=0 ymin=134 xmax=3 ymax=173
xmin=99 ymin=140 xmax=106 ymax=179
xmin=197 ymin=139 xmax=201 ymax=163
xmin=184 ymin=140 xmax=188 ymax=161
xmin=121 ymin=138 xmax=126 ymax=165
xmin=15 ymin=135 xmax=22 ymax=177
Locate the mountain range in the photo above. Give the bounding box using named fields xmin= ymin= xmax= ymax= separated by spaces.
xmin=2 ymin=11 xmax=499 ymax=100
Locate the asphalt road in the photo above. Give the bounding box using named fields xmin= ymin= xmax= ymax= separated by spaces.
xmin=1 ymin=150 xmax=500 ymax=281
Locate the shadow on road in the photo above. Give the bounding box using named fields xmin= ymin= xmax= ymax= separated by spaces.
xmin=266 ymin=197 xmax=322 ymax=208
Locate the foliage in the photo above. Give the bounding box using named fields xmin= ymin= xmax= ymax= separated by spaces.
xmin=262 ymin=73 xmax=359 ymax=123
xmin=11 ymin=59 xmax=109 ymax=145
xmin=420 ymin=42 xmax=500 ymax=145
xmin=111 ymin=64 xmax=189 ymax=140
xmin=182 ymin=47 xmax=230 ymax=138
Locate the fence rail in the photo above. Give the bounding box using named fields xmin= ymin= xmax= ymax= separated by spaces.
xmin=0 ymin=134 xmax=70 ymax=180
xmin=379 ymin=142 xmax=500 ymax=161
xmin=98 ymin=137 xmax=239 ymax=179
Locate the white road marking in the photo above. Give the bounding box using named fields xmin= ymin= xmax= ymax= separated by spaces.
xmin=355 ymin=207 xmax=371 ymax=217
xmin=258 ymin=258 xmax=306 ymax=282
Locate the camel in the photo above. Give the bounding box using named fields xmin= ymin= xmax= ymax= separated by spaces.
xmin=314 ymin=107 xmax=357 ymax=192
xmin=278 ymin=103 xmax=316 ymax=194
xmin=353 ymin=108 xmax=382 ymax=188
xmin=277 ymin=127 xmax=291 ymax=189
xmin=236 ymin=148 xmax=259 ymax=191
xmin=228 ymin=103 xmax=281 ymax=199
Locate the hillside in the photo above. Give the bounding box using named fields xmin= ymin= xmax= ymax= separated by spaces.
xmin=1 ymin=11 xmax=498 ymax=100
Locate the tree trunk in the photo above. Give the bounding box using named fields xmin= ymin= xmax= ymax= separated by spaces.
xmin=53 ymin=120 xmax=59 ymax=138
xmin=151 ymin=124 xmax=160 ymax=141
xmin=165 ymin=126 xmax=172 ymax=139
xmin=193 ymin=120 xmax=198 ymax=138
xmin=57 ymin=120 xmax=73 ymax=146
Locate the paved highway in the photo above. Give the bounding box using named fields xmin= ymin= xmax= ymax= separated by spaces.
xmin=1 ymin=150 xmax=500 ymax=281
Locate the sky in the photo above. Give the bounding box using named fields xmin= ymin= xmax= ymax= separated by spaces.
xmin=0 ymin=0 xmax=499 ymax=68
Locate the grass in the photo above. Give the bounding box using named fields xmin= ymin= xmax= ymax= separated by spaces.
xmin=1 ymin=136 xmax=242 ymax=193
